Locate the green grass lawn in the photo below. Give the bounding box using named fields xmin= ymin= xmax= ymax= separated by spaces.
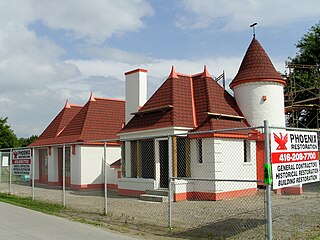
xmin=0 ymin=193 xmax=67 ymax=215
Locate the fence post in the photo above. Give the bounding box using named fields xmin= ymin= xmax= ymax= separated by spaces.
xmin=9 ymin=149 xmax=12 ymax=194
xmin=264 ymin=120 xmax=273 ymax=240
xmin=168 ymin=136 xmax=173 ymax=228
xmin=104 ymin=141 xmax=108 ymax=215
xmin=32 ymin=148 xmax=35 ymax=201
xmin=62 ymin=144 xmax=66 ymax=207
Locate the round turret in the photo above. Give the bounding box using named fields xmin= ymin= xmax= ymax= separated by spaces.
xmin=230 ymin=38 xmax=286 ymax=127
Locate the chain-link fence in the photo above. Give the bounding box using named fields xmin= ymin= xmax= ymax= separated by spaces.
xmin=1 ymin=124 xmax=320 ymax=239
xmin=269 ymin=126 xmax=320 ymax=239
xmin=166 ymin=127 xmax=268 ymax=239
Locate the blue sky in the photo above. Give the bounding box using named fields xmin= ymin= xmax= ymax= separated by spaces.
xmin=0 ymin=0 xmax=319 ymax=137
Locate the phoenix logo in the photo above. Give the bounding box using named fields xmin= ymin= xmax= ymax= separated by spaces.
xmin=13 ymin=152 xmax=18 ymax=158
xmin=273 ymin=132 xmax=288 ymax=150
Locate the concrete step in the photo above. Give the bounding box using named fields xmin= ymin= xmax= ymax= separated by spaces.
xmin=140 ymin=194 xmax=168 ymax=203
xmin=145 ymin=189 xmax=169 ymax=197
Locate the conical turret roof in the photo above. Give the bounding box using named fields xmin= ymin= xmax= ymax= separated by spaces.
xmin=230 ymin=38 xmax=285 ymax=89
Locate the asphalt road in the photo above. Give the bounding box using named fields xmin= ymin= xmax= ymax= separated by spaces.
xmin=0 ymin=202 xmax=136 ymax=240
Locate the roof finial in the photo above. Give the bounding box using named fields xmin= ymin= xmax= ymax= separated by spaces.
xmin=89 ymin=92 xmax=96 ymax=102
xmin=250 ymin=22 xmax=257 ymax=38
xmin=168 ymin=65 xmax=178 ymax=79
xmin=64 ymin=99 xmax=71 ymax=108
xmin=201 ymin=65 xmax=211 ymax=78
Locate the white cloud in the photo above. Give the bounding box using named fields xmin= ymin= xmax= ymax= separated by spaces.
xmin=0 ymin=0 xmax=154 ymax=44
xmin=0 ymin=0 xmax=291 ymax=138
xmin=79 ymin=46 xmax=153 ymax=64
xmin=176 ymin=0 xmax=320 ymax=31
xmin=0 ymin=0 xmax=154 ymax=137
xmin=32 ymin=0 xmax=154 ymax=44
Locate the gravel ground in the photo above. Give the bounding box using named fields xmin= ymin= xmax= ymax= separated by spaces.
xmin=0 ymin=181 xmax=319 ymax=240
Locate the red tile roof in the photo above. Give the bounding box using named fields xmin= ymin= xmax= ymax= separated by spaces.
xmin=120 ymin=66 xmax=249 ymax=134
xmin=30 ymin=96 xmax=125 ymax=146
xmin=30 ymin=103 xmax=82 ymax=146
xmin=230 ymin=38 xmax=285 ymax=89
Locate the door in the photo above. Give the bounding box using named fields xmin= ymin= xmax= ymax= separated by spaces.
xmin=159 ymin=140 xmax=169 ymax=188
xmin=39 ymin=149 xmax=48 ymax=183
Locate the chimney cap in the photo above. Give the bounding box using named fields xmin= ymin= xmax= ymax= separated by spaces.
xmin=124 ymin=68 xmax=148 ymax=76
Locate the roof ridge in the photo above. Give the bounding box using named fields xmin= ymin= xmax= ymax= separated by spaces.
xmin=79 ymin=98 xmax=94 ymax=139
xmin=69 ymin=104 xmax=83 ymax=107
xmin=94 ymin=97 xmax=125 ymax=102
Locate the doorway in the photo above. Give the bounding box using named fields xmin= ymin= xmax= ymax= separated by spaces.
xmin=39 ymin=149 xmax=48 ymax=183
xmin=159 ymin=140 xmax=169 ymax=188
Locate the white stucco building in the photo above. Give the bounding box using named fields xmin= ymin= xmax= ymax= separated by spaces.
xmin=29 ymin=95 xmax=124 ymax=190
xmin=117 ymin=37 xmax=286 ymax=200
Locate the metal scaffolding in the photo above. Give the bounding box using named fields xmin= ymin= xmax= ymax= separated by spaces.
xmin=285 ymin=63 xmax=320 ymax=128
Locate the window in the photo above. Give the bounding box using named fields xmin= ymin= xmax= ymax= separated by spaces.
xmin=176 ymin=137 xmax=191 ymax=177
xmin=130 ymin=140 xmax=155 ymax=179
xmin=130 ymin=141 xmax=137 ymax=178
xmin=140 ymin=139 xmax=155 ymax=179
xmin=244 ymin=140 xmax=250 ymax=163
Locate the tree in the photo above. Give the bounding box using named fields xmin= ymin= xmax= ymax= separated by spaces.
xmin=291 ymin=22 xmax=320 ymax=65
xmin=286 ymin=22 xmax=320 ymax=128
xmin=17 ymin=135 xmax=38 ymax=147
xmin=0 ymin=117 xmax=18 ymax=148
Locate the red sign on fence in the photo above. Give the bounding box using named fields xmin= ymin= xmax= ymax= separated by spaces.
xmin=12 ymin=149 xmax=31 ymax=175
xmin=271 ymin=130 xmax=319 ymax=189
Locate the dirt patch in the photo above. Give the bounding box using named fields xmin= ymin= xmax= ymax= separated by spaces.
xmin=1 ymin=182 xmax=320 ymax=239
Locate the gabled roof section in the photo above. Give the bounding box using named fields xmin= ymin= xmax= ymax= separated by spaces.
xmin=120 ymin=67 xmax=196 ymax=133
xmin=192 ymin=69 xmax=249 ymax=132
xmin=230 ymin=38 xmax=285 ymax=89
xmin=30 ymin=96 xmax=125 ymax=146
xmin=30 ymin=102 xmax=82 ymax=146
xmin=120 ymin=66 xmax=249 ymax=134
xmin=59 ymin=96 xmax=125 ymax=142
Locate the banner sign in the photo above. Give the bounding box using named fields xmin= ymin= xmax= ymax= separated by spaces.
xmin=271 ymin=130 xmax=319 ymax=189
xmin=12 ymin=149 xmax=31 ymax=175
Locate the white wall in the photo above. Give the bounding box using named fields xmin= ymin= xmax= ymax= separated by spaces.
xmin=80 ymin=145 xmax=120 ymax=186
xmin=71 ymin=145 xmax=81 ymax=185
xmin=214 ymin=139 xmax=256 ymax=192
xmin=105 ymin=146 xmax=121 ymax=185
xmin=190 ymin=138 xmax=216 ymax=192
xmin=233 ymin=82 xmax=285 ymax=127
xmin=190 ymin=138 xmax=257 ymax=193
